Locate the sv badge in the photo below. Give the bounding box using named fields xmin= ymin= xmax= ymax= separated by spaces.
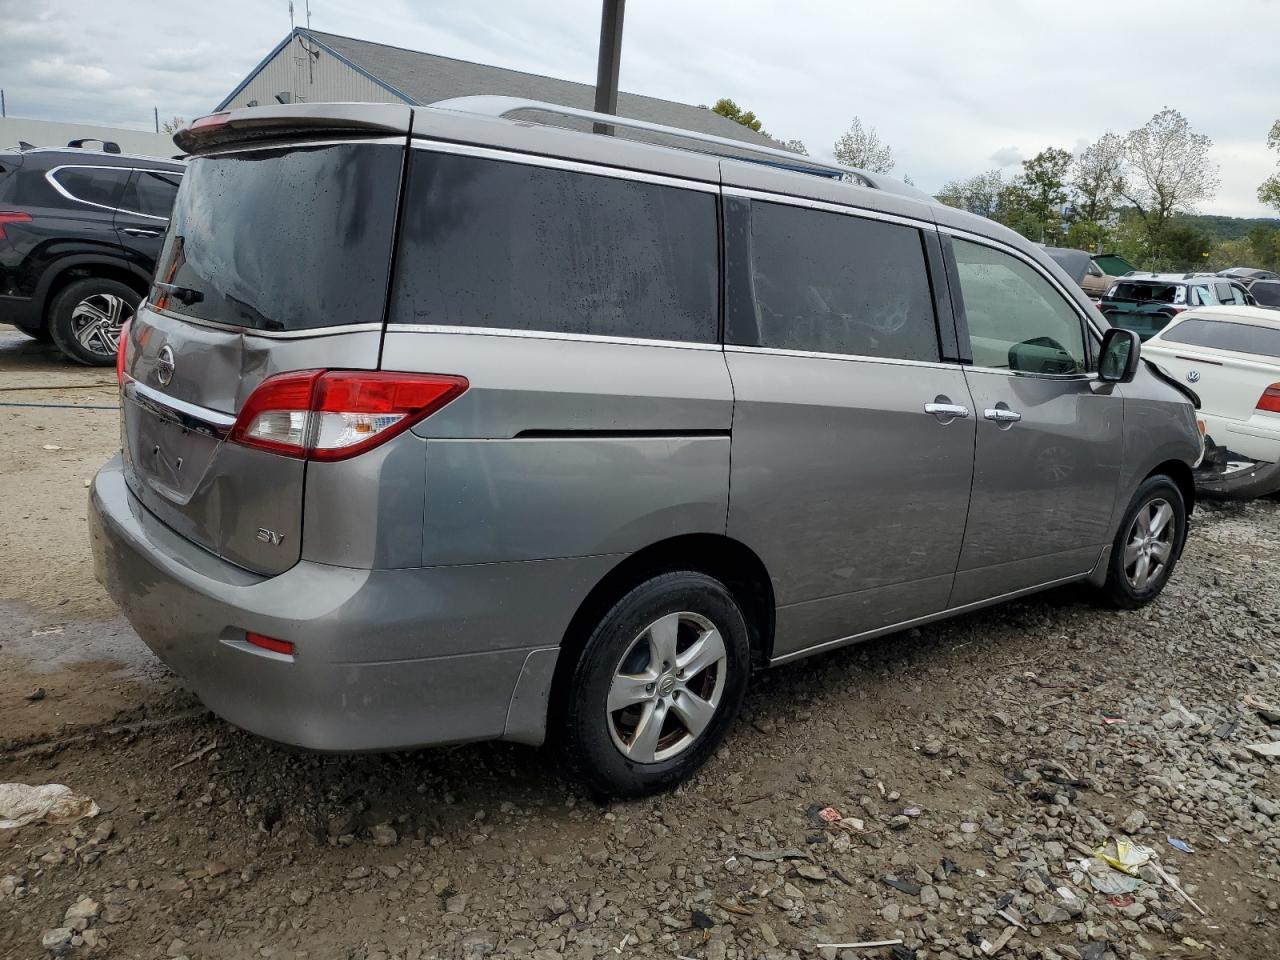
xmin=255 ymin=527 xmax=285 ymax=546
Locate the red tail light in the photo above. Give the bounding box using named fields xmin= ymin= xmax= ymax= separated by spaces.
xmin=116 ymin=318 xmax=132 ymax=386
xmin=189 ymin=112 xmax=230 ymax=131
xmin=245 ymin=632 xmax=294 ymax=656
xmin=0 ymin=210 xmax=32 ymax=241
xmin=1258 ymin=383 xmax=1280 ymax=414
xmin=229 ymin=370 xmax=468 ymax=461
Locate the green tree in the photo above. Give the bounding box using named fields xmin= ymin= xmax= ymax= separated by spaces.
xmin=1159 ymin=221 xmax=1213 ymax=270
xmin=832 ymin=117 xmax=894 ymax=173
xmin=160 ymin=116 xmax=186 ymax=135
xmin=781 ymin=139 xmax=809 ymax=156
xmin=936 ymin=170 xmax=1007 ymax=220
xmin=1119 ymin=108 xmax=1219 ymax=263
xmin=1247 ymin=224 xmax=1280 ymax=271
xmin=1003 ymin=147 xmax=1073 ymax=243
xmin=711 ymin=98 xmax=766 ymax=135
xmin=1071 ymin=132 xmax=1125 ymax=251
xmin=1259 ymin=120 xmax=1280 ymax=212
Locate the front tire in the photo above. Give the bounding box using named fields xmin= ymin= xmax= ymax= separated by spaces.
xmin=558 ymin=571 xmax=751 ymax=798
xmin=47 ymin=278 xmax=139 ymax=366
xmin=1100 ymin=476 xmax=1187 ymax=609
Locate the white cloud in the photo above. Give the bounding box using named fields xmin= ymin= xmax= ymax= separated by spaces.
xmin=1 ymin=0 xmax=1277 ymax=217
xmin=990 ymin=147 xmax=1023 ymax=168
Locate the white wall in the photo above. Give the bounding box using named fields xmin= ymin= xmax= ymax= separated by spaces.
xmin=221 ymin=35 xmax=402 ymax=110
xmin=0 ymin=117 xmax=177 ymax=158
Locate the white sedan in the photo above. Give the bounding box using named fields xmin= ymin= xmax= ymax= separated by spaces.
xmin=1142 ymin=305 xmax=1280 ymax=498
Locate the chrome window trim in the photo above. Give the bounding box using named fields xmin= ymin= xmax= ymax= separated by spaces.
xmin=123 ymin=378 xmax=236 ymax=438
xmin=409 ymin=138 xmax=721 ymax=194
xmin=722 ymin=184 xmax=931 ymax=230
xmin=964 ymin=364 xmax=1098 ymax=383
xmin=385 ymin=322 xmax=721 ymax=351
xmin=141 ymin=304 xmax=385 ymax=340
xmin=45 ymin=164 xmax=183 ymax=221
xmin=724 ymin=343 xmax=960 ymax=371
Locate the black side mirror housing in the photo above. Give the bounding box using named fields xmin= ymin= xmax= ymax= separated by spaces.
xmin=1098 ymin=327 xmax=1141 ymax=383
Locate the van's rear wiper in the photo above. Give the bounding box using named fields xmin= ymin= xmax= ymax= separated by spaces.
xmin=154 ymin=282 xmax=204 ymax=306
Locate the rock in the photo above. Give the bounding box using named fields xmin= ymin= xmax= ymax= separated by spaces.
xmin=446 ymin=893 xmax=469 ymax=914
xmin=290 ymin=888 xmax=312 ymax=905
xmin=922 ymin=739 xmax=944 ymax=756
xmin=759 ymin=921 xmax=779 ymax=947
xmin=41 ymin=928 xmax=73 ymax=953
xmin=889 ymin=815 xmax=911 ymax=831
xmin=369 ymin=823 xmax=398 ymax=846
xmin=1120 ymin=810 xmax=1147 ymax=834
xmin=1024 ymin=875 xmax=1048 ymax=895
xmin=1033 ymin=901 xmax=1073 ymax=924
xmin=882 ymin=902 xmax=901 ymax=922
xmin=920 ymin=885 xmax=940 ymax=907
xmin=1122 ymin=902 xmax=1147 ymax=920
xmin=167 ymin=938 xmax=189 ymax=957
xmin=707 ymin=938 xmax=728 ymax=960
xmin=795 ymin=863 xmax=827 ymax=881
xmin=64 ymin=897 xmax=100 ymax=928
xmin=1252 ymin=795 xmax=1279 ymax=818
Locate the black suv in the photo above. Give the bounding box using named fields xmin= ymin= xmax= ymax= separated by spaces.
xmin=0 ymin=141 xmax=184 ymax=365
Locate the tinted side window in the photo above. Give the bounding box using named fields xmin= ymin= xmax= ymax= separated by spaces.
xmin=725 ymin=200 xmax=939 ymax=361
xmin=390 ymin=152 xmax=717 ymax=343
xmin=952 ymin=239 xmax=1086 ymax=375
xmin=1252 ymin=282 xmax=1280 ymax=307
xmin=52 ymin=167 xmax=131 ymax=209
xmin=1160 ymin=319 xmax=1280 ymax=359
xmin=120 ymin=169 xmax=182 ymax=218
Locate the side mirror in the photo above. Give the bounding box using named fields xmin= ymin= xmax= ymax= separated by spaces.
xmin=1098 ymin=328 xmax=1140 ymax=383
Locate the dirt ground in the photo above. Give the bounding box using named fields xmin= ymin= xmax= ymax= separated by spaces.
xmin=1 ymin=329 xmax=1278 ymax=960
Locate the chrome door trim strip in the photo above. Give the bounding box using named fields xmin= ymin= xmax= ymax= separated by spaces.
xmin=721 ymin=184 xmax=932 ymax=230
xmin=384 ymin=322 xmax=722 ymax=351
xmin=770 ymin=571 xmax=1090 ymax=666
xmin=724 ymin=343 xmax=961 ymax=371
xmin=964 ymin=364 xmax=1098 ymax=382
xmin=410 ymin=139 xmax=721 ymax=194
xmin=141 ymin=304 xmax=385 ymax=339
xmin=123 ymin=378 xmax=236 ymax=438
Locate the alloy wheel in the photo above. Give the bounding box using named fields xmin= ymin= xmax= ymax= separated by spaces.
xmin=69 ymin=293 xmax=132 ymax=359
xmin=1122 ymin=497 xmax=1175 ymax=590
xmin=607 ymin=611 xmax=727 ymax=764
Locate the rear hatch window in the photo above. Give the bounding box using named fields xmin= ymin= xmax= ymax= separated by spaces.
xmin=1109 ymin=282 xmax=1182 ymax=304
xmin=151 ymin=142 xmax=401 ymax=330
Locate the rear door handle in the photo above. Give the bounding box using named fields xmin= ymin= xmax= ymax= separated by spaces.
xmin=122 ymin=227 xmax=162 ymax=238
xmin=984 ymin=408 xmax=1023 ymax=423
xmin=924 ymin=402 xmax=970 ymax=421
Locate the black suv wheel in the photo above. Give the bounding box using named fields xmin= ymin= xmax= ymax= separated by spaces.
xmin=558 ymin=571 xmax=751 ymax=797
xmin=47 ymin=278 xmax=139 ymax=366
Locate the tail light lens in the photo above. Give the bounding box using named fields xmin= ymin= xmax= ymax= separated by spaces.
xmin=116 ymin=318 xmax=132 ymax=386
xmin=229 ymin=370 xmax=468 ymax=461
xmin=1258 ymin=383 xmax=1280 ymax=414
xmin=0 ymin=210 xmax=32 ymax=241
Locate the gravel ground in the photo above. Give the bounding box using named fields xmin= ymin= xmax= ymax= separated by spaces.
xmin=1 ymin=331 xmax=1278 ymax=960
xmin=2 ymin=496 xmax=1277 ymax=960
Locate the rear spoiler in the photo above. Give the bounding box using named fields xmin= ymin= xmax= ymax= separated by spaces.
xmin=174 ymin=103 xmax=413 ymax=154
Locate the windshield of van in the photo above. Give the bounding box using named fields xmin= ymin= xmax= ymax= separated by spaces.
xmin=149 ymin=142 xmax=401 ymax=331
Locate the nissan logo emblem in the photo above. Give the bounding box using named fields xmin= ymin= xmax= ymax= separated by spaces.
xmin=156 ymin=345 xmax=176 ymax=387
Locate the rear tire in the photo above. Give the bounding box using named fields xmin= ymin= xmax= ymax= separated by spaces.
xmin=1100 ymin=476 xmax=1187 ymax=609
xmin=47 ymin=278 xmax=139 ymax=366
xmin=557 ymin=571 xmax=751 ymax=798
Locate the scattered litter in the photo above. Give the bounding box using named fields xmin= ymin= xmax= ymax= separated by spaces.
xmin=1244 ymin=741 xmax=1280 ymax=759
xmin=834 ymin=815 xmax=866 ymax=832
xmin=1109 ymin=895 xmax=1134 ymax=908
xmin=612 ymin=933 xmax=630 ymax=955
xmin=997 ymin=908 xmax=1027 ymax=931
xmin=1101 ymin=711 xmax=1126 ymax=725
xmin=0 ymin=783 xmax=98 ymax=829
xmin=940 ymin=856 xmax=958 ymax=877
xmin=739 ymin=847 xmax=807 ymax=862
xmin=816 ymin=940 xmax=903 ymax=950
xmin=1213 ymin=718 xmax=1241 ymax=740
xmin=1165 ymin=696 xmax=1202 ymax=726
xmin=168 ymin=741 xmax=218 ymax=771
xmin=690 ymin=908 xmax=714 ymax=929
xmin=980 ymin=926 xmax=1016 ymax=956
xmin=883 ymin=874 xmax=922 ymax=896
xmin=1094 ymin=837 xmax=1153 ymax=875
xmin=1150 ymin=860 xmax=1207 ymax=917
xmin=1243 ymin=693 xmax=1280 ymax=724
xmin=816 ymin=805 xmax=843 ymax=823
xmin=901 ymin=806 xmax=923 ymax=817
xmin=1088 ymin=870 xmax=1139 ymax=895
xmin=30 ymin=626 xmax=63 ymax=637
xmin=718 ymin=899 xmax=754 ymax=917
xmin=889 ymin=946 xmax=916 ymax=960
xmin=1056 ymin=885 xmax=1080 ymax=903
xmin=993 ymin=892 xmax=1015 ymax=911
xmin=41 ymin=443 xmax=63 ymax=451
xmin=24 ymin=687 xmax=46 ymax=702
xmin=1167 ymin=836 xmax=1195 ymax=854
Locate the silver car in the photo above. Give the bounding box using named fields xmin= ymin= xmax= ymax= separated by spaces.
xmin=90 ymin=100 xmax=1202 ymax=796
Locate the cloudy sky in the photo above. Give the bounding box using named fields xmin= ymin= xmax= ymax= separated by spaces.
xmin=3 ymin=0 xmax=1278 ymax=217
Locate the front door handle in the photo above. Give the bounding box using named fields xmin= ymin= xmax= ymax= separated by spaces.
xmin=984 ymin=407 xmax=1023 ymax=423
xmin=122 ymin=228 xmax=162 ymax=238
xmin=924 ymin=402 xmax=970 ymax=421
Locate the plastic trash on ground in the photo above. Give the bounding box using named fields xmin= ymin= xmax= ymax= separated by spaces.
xmin=0 ymin=783 xmax=98 ymax=829
xmin=1093 ymin=837 xmax=1153 ymax=876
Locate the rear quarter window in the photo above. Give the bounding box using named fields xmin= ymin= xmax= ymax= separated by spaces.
xmin=1252 ymin=282 xmax=1280 ymax=307
xmin=724 ymin=199 xmax=940 ymax=362
xmin=50 ymin=166 xmax=131 ymax=209
xmin=390 ymin=151 xmax=718 ymax=343
xmin=1160 ymin=318 xmax=1280 ymax=359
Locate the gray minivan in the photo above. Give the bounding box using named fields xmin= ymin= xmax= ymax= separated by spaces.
xmin=90 ymin=100 xmax=1202 ymax=796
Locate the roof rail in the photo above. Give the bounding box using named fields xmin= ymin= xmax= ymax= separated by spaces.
xmin=427 ymin=95 xmax=874 ymax=187
xmin=67 ymin=138 xmax=121 ymax=154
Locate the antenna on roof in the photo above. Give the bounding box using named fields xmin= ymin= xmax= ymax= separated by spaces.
xmin=288 ymin=0 xmax=294 ymax=29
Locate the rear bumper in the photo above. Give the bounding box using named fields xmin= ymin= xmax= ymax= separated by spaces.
xmin=1194 ymin=441 xmax=1280 ymax=500
xmin=90 ymin=455 xmax=614 ymax=750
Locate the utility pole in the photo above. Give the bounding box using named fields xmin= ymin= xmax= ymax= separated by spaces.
xmin=592 ymin=0 xmax=625 ymax=135
xmin=1 ymin=89 xmax=6 ymax=118
xmin=154 ymin=106 xmax=159 ymax=133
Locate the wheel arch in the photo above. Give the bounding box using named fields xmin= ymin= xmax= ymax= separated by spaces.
xmin=544 ymin=533 xmax=777 ymax=733
xmin=1146 ymin=458 xmax=1196 ymax=515
xmin=39 ymin=257 xmax=150 ymax=327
